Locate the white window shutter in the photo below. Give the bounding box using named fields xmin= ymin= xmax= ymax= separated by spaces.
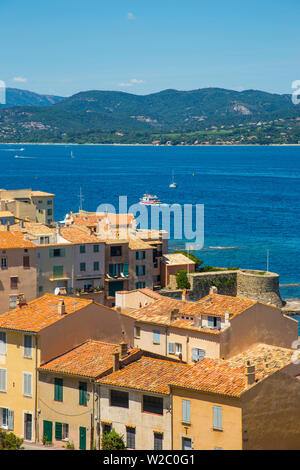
xmin=8 ymin=409 xmax=14 ymax=430
xmin=0 ymin=368 xmax=7 ymax=392
xmin=168 ymin=342 xmax=175 ymax=354
xmin=0 ymin=332 xmax=6 ymax=355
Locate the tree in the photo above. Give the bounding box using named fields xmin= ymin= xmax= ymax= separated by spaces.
xmin=101 ymin=429 xmax=126 ymax=450
xmin=175 ymin=270 xmax=191 ymax=290
xmin=0 ymin=430 xmax=23 ymax=450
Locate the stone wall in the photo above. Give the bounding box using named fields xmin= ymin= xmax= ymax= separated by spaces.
xmin=162 ymin=269 xmax=283 ymax=307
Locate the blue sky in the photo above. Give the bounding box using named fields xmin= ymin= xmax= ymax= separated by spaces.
xmin=1 ymin=0 xmax=299 ymax=96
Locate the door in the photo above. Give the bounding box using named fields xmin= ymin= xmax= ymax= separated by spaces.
xmin=43 ymin=420 xmax=53 ymax=443
xmin=79 ymin=426 xmax=86 ymax=450
xmin=24 ymin=413 xmax=32 ymax=441
xmin=108 ymin=280 xmax=123 ymax=297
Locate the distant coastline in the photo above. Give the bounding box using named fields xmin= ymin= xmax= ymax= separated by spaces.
xmin=1 ymin=142 xmax=300 ymax=147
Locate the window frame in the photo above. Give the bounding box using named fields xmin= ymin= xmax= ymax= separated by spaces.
xmin=142 ymin=395 xmax=164 ymax=415
xmin=110 ymin=389 xmax=129 ymax=409
xmin=23 ymin=334 xmax=33 ymax=359
xmin=126 ymin=426 xmax=136 ymax=449
xmin=0 ymin=332 xmax=7 ymax=356
xmin=23 ymin=372 xmax=33 ymax=398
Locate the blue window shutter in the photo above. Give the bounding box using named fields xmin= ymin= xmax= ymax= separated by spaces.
xmin=213 ymin=406 xmax=222 ymax=430
xmin=216 ymin=317 xmax=221 ymax=330
xmin=192 ymin=348 xmax=198 ymax=362
xmin=168 ymin=342 xmax=175 ymax=354
xmin=153 ymin=330 xmax=160 ymax=344
xmin=142 ymin=251 xmax=146 ymax=259
xmin=60 ymin=248 xmax=65 ymax=257
xmin=8 ymin=409 xmax=14 ymax=430
xmin=143 ymin=282 xmax=146 ymax=288
xmin=182 ymin=400 xmax=191 ymax=423
xmin=124 ymin=263 xmax=128 ymax=276
xmin=208 ymin=316 xmax=214 ymax=327
xmin=198 ymin=349 xmax=205 ymax=360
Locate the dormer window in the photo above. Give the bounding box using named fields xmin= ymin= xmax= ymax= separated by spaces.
xmin=208 ymin=316 xmax=221 ymax=329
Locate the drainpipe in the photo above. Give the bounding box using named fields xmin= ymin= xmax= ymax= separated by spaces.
xmin=165 ymin=326 xmax=168 ymax=356
xmin=170 ymin=386 xmax=173 ymax=450
xmin=97 ymin=384 xmax=101 ymax=450
xmin=34 ymin=334 xmax=38 ymax=442
xmin=90 ymin=380 xmax=95 ymax=450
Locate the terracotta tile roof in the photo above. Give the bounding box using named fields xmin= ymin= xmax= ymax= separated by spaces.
xmin=139 ymin=288 xmax=164 ymax=300
xmin=0 ymin=293 xmax=93 ymax=332
xmin=0 ymin=231 xmax=36 ymax=249
xmin=162 ymin=253 xmax=195 ymax=266
xmin=128 ymin=239 xmax=153 ymax=250
xmin=122 ymin=294 xmax=256 ymax=334
xmin=31 ymin=191 xmax=55 ymax=197
xmin=59 ymin=226 xmax=104 ymax=245
xmin=98 ymin=356 xmax=189 ymax=394
xmin=73 ymin=212 xmax=135 ymax=228
xmin=39 ymin=340 xmax=140 ymax=378
xmin=170 ymin=343 xmax=299 ymax=397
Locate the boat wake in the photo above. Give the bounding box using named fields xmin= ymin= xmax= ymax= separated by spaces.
xmin=14 ymin=155 xmax=35 ymax=159
xmin=280 ymin=283 xmax=300 ymax=288
xmin=206 ymin=246 xmax=240 ymax=250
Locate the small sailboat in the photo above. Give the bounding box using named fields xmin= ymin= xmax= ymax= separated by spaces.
xmin=169 ymin=170 xmax=178 ymax=188
xmin=71 ymin=150 xmax=75 ymax=158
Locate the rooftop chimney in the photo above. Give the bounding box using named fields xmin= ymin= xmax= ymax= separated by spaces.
xmin=246 ymin=361 xmax=255 ymax=386
xmin=6 ymin=222 xmax=10 ymax=232
xmin=58 ymin=299 xmax=66 ymax=315
xmin=182 ymin=289 xmax=188 ymax=301
xmin=224 ymin=312 xmax=230 ymax=325
xmin=112 ymin=351 xmax=120 ymax=372
xmin=119 ymin=342 xmax=128 ymax=358
xmin=209 ymin=286 xmax=218 ymax=295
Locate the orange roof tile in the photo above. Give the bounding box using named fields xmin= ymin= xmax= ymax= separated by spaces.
xmin=39 ymin=340 xmax=140 ymax=378
xmin=0 ymin=231 xmax=36 ymax=249
xmin=60 ymin=226 xmax=104 ymax=245
xmin=170 ymin=343 xmax=298 ymax=397
xmin=98 ymin=356 xmax=189 ymax=394
xmin=0 ymin=294 xmax=93 ymax=332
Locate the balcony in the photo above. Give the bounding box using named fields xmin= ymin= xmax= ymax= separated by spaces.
xmin=49 ymin=272 xmax=71 ymax=281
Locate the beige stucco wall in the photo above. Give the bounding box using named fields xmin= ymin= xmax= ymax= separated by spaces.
xmin=133 ymin=322 xmax=220 ymax=363
xmin=0 ymin=247 xmax=37 ymax=314
xmin=39 ymin=304 xmax=135 ymax=364
xmin=36 ymin=244 xmax=73 ymax=295
xmin=115 ymin=290 xmax=157 ymax=310
xmin=31 ymin=196 xmax=54 ymax=225
xmin=38 ymin=372 xmax=93 ymax=449
xmin=241 ymin=363 xmax=300 ymax=450
xmin=220 ymin=303 xmax=298 ymax=359
xmin=99 ymin=384 xmax=172 ymax=450
xmin=0 ymin=330 xmax=40 ymax=441
xmin=172 ymin=388 xmax=242 ymax=450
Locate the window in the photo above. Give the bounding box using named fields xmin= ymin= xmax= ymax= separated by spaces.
xmin=136 ymin=265 xmax=146 ymax=276
xmin=93 ymin=245 xmax=99 ymax=253
xmin=55 ymin=422 xmax=69 ymax=440
xmin=9 ymin=295 xmax=18 ymax=308
xmin=208 ymin=316 xmax=221 ymax=330
xmin=23 ymin=372 xmax=32 ymax=397
xmin=53 ymin=266 xmax=64 ymax=279
xmin=1 ymin=257 xmax=7 ymax=269
xmin=0 ymin=332 xmax=6 ymax=356
xmin=134 ymin=326 xmax=141 ymax=339
xmin=24 ymin=335 xmax=33 ymax=359
xmin=182 ymin=400 xmax=191 ymax=424
xmin=47 ymin=209 xmax=52 ymax=216
xmin=175 ymin=343 xmax=182 ymax=355
xmin=10 ymin=277 xmax=18 ymax=289
xmin=79 ymin=382 xmax=87 ymax=406
xmin=0 ymin=408 xmax=8 ymax=429
xmin=23 ymin=256 xmax=30 ymax=269
xmin=192 ymin=348 xmax=206 ymax=362
xmin=154 ymin=432 xmax=163 ymax=450
xmin=143 ymin=395 xmax=163 ymax=415
xmin=54 ymin=378 xmax=63 ymax=402
xmin=168 ymin=342 xmax=175 ymax=354
xmin=126 ymin=427 xmax=135 ymax=449
xmin=153 ymin=330 xmax=160 ymax=344
xmin=50 ymin=248 xmax=65 ymax=258
xmin=136 ymin=251 xmax=146 ymax=260
xmin=182 ymin=437 xmax=192 ymax=450
xmin=0 ymin=369 xmax=6 ymax=392
xmin=110 ymin=246 xmax=122 ymax=257
xmin=47 ymin=200 xmax=53 ymax=205
xmin=38 ymin=286 xmax=43 ymax=293
xmin=103 ymin=423 xmax=111 ymax=435
xmin=80 ymin=245 xmax=86 ymax=254
xmin=136 ymin=281 xmax=146 ymax=289
xmin=80 ymin=263 xmax=86 ymax=272
xmin=110 ymin=389 xmax=129 ymax=408
xmin=213 ymin=406 xmax=223 ymax=431
xmin=94 ymin=261 xmax=99 ymax=271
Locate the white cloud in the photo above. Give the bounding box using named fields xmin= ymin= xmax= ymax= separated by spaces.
xmin=12 ymin=77 xmax=28 ymax=83
xmin=127 ymin=12 xmax=136 ymax=20
xmin=119 ymin=78 xmax=144 ymax=87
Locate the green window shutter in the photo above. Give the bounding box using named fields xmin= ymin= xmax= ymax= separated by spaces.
xmin=93 ymin=245 xmax=99 ymax=253
xmin=80 ymin=263 xmax=86 ymax=272
xmin=8 ymin=409 xmax=14 ymax=431
xmin=142 ymin=251 xmax=146 ymax=259
xmin=109 ymin=264 xmax=114 ymax=276
xmin=60 ymin=248 xmax=65 ymax=257
xmin=142 ymin=265 xmax=146 ymax=275
xmin=55 ymin=422 xmax=62 ymax=440
xmin=49 ymin=249 xmax=54 ymax=258
xmin=79 ymin=382 xmax=87 ymax=406
xmin=143 ymin=282 xmax=146 ymax=288
xmin=53 ymin=266 xmax=63 ymax=279
xmin=94 ymin=261 xmax=99 ymax=271
xmin=54 ymin=378 xmax=63 ymax=402
xmin=123 ymin=263 xmax=128 ymax=276
xmin=136 ymin=251 xmax=139 ymax=260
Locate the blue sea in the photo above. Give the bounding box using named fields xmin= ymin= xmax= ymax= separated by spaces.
xmin=1 ymin=143 xmax=300 ymax=302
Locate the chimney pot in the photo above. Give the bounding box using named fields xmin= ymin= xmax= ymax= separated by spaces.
xmin=119 ymin=342 xmax=128 ymax=358
xmin=182 ymin=289 xmax=188 ymax=301
xmin=113 ymin=351 xmax=120 ymax=372
xmin=246 ymin=361 xmax=255 ymax=386
xmin=58 ymin=299 xmax=66 ymax=315
xmin=6 ymin=222 xmax=10 ymax=231
xmin=209 ymin=286 xmax=218 ymax=295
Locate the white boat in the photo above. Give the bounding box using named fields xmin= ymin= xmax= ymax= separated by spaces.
xmin=169 ymin=170 xmax=178 ymax=188
xmin=139 ymin=194 xmax=163 ymax=206
xmin=71 ymin=151 xmax=75 ymax=158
